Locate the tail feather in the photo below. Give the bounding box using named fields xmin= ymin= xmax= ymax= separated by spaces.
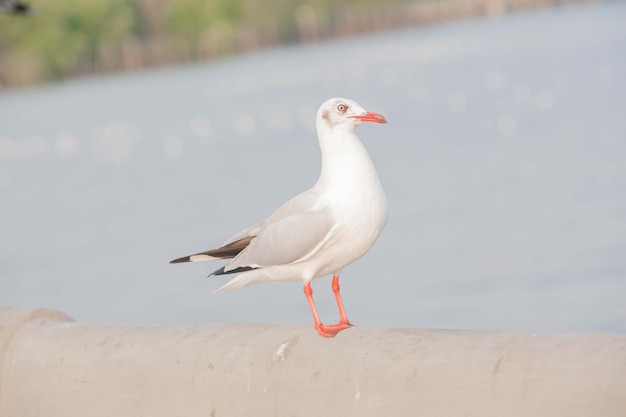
xmin=213 ymin=269 xmax=266 ymax=294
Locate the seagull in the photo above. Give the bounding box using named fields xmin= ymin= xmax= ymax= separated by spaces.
xmin=170 ymin=97 xmax=388 ymax=337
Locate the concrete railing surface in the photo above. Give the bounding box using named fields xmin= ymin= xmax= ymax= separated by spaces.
xmin=0 ymin=307 xmax=624 ymax=416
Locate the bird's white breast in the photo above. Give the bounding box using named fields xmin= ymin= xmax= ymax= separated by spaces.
xmin=308 ymin=131 xmax=388 ymax=276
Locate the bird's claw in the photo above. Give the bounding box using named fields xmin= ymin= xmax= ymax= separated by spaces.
xmin=315 ymin=322 xmax=353 ymax=338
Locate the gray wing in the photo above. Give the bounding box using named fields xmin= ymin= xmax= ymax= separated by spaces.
xmin=265 ymin=188 xmax=323 ymax=225
xmin=221 ymin=187 xmax=322 ymax=245
xmin=224 ymin=208 xmax=333 ymax=271
xmin=220 ymin=220 xmax=266 ymax=246
xmin=170 ymin=188 xmax=324 ymax=264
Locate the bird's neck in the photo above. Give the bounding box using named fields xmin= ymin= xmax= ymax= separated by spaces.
xmin=315 ymin=130 xmax=379 ymax=190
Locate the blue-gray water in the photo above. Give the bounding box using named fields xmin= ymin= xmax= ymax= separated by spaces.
xmin=1 ymin=2 xmax=625 ymax=333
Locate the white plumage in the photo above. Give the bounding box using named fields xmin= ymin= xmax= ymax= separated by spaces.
xmin=171 ymin=97 xmax=387 ymax=337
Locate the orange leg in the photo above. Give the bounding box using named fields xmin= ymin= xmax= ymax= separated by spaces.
xmin=303 ymin=276 xmax=352 ymax=338
xmin=331 ymin=274 xmax=352 ymax=325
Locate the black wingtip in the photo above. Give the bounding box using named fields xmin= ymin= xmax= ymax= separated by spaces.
xmin=209 ymin=266 xmax=226 ymax=276
xmin=210 ymin=266 xmax=258 ymax=276
xmin=169 ymin=256 xmax=191 ymax=264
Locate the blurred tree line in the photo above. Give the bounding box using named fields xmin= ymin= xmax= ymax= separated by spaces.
xmin=0 ymin=0 xmax=578 ymax=88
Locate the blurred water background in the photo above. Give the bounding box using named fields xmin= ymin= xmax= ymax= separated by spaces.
xmin=1 ymin=0 xmax=625 ymax=333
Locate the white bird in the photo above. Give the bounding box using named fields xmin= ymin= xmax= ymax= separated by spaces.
xmin=171 ymin=97 xmax=387 ymax=337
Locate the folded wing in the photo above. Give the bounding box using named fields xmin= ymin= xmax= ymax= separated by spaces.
xmin=224 ymin=209 xmax=333 ymax=272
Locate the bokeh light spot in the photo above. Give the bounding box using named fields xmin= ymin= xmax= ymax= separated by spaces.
xmin=497 ymin=116 xmax=517 ymax=137
xmin=448 ymin=93 xmax=467 ymax=113
xmin=534 ymin=90 xmax=556 ymax=110
xmin=235 ymin=114 xmax=256 ymax=136
xmin=54 ymin=133 xmax=79 ymax=158
xmin=164 ymin=136 xmax=184 ymax=158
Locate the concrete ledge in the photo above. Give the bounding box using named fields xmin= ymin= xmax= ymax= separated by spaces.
xmin=0 ymin=307 xmax=624 ymax=417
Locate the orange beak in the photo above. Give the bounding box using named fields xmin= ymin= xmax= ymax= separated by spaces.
xmin=349 ymin=112 xmax=387 ymax=124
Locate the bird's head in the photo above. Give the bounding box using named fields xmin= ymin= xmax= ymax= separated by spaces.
xmin=316 ymin=98 xmax=386 ymax=133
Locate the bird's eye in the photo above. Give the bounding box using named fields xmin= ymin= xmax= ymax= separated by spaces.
xmin=336 ymin=103 xmax=348 ymax=113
